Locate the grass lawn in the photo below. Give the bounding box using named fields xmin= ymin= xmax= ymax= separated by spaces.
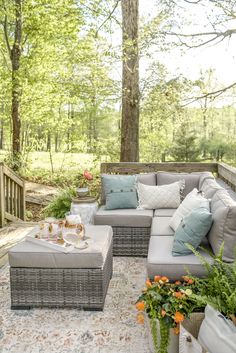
xmin=0 ymin=150 xmax=107 ymax=186
xmin=26 ymin=151 xmax=100 ymax=172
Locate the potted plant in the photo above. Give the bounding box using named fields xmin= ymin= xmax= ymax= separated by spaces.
xmin=77 ymin=170 xmax=93 ymax=197
xmin=136 ymin=275 xmax=205 ymax=353
xmin=188 ymin=244 xmax=236 ymax=325
xmin=177 ymin=245 xmax=236 ymax=353
xmin=43 ymin=187 xmax=76 ymax=219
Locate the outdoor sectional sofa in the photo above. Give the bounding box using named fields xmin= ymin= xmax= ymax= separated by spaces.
xmin=94 ymin=170 xmax=236 ymax=280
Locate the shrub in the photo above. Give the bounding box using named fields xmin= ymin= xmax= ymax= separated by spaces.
xmin=42 ymin=187 xmax=76 ymax=219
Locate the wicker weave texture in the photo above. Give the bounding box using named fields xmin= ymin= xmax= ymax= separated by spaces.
xmin=112 ymin=226 xmax=150 ymax=257
xmin=10 ymin=242 xmax=113 ymax=310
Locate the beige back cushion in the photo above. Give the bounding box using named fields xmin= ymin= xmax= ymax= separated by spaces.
xmin=208 ymin=190 xmax=236 ymax=262
xmin=201 ymin=178 xmax=223 ymax=199
xmin=156 ymin=172 xmax=215 ymax=198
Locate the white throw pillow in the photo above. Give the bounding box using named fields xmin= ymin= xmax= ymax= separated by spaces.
xmin=170 ymin=188 xmax=209 ymax=231
xmin=137 ymin=181 xmax=183 ymax=209
xmin=198 ymin=305 xmax=236 ymax=353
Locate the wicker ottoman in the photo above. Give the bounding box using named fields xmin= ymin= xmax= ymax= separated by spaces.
xmin=9 ymin=225 xmax=113 ymax=310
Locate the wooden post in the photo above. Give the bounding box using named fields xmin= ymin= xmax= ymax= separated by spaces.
xmin=20 ymin=179 xmax=25 ymax=221
xmin=0 ymin=164 xmax=5 ymax=227
xmin=0 ymin=163 xmax=25 ymax=225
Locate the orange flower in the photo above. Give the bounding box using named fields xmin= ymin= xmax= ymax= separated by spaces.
xmin=161 ymin=309 xmax=166 ymax=317
xmin=161 ymin=276 xmax=169 ymax=283
xmin=183 ymin=276 xmax=190 ymax=282
xmin=136 ymin=301 xmax=145 ymax=311
xmin=188 ymin=279 xmax=194 ymax=285
xmin=146 ymin=279 xmax=152 ymax=288
xmin=136 ymin=313 xmax=145 ymax=324
xmin=154 ymin=275 xmax=161 ymax=282
xmin=174 ymin=311 xmax=184 ymax=323
xmin=175 ymin=280 xmax=181 ymax=285
xmin=174 ymin=291 xmax=184 ymax=298
xmin=173 ymin=324 xmax=180 ymax=335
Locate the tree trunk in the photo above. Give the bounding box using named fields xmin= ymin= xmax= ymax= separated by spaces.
xmin=0 ymin=118 xmax=4 ymax=149
xmin=202 ymin=97 xmax=208 ymax=158
xmin=46 ymin=132 xmax=51 ymax=152
xmin=55 ymin=133 xmax=59 ymax=152
xmin=11 ymin=0 xmax=23 ymax=168
xmin=120 ymin=0 xmax=139 ymax=162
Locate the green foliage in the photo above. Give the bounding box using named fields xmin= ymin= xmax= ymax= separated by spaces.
xmin=43 ymin=187 xmax=77 ymax=219
xmin=137 ymin=277 xmax=204 ymax=353
xmin=170 ymin=122 xmax=200 ymax=162
xmin=137 ymin=244 xmax=236 ymax=352
xmin=1 ymin=0 xmax=236 ymax=167
xmin=187 ymin=244 xmax=236 ymax=320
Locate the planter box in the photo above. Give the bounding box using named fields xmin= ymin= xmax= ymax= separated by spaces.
xmin=147 ymin=313 xmax=205 ymax=353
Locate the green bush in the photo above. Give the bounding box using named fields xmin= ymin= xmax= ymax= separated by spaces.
xmin=42 ymin=187 xmax=76 ymax=219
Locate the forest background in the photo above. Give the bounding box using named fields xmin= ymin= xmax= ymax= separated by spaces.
xmin=0 ymin=0 xmax=236 ymax=186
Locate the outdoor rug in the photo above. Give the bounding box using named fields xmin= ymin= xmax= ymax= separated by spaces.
xmin=0 ymin=257 xmax=150 ymax=353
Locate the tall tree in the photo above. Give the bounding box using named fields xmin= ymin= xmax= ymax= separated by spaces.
xmin=11 ymin=0 xmax=22 ymax=166
xmin=2 ymin=0 xmax=23 ymax=168
xmin=120 ymin=0 xmax=139 ymax=162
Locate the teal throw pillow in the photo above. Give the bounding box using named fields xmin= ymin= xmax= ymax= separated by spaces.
xmin=172 ymin=206 xmax=213 ymax=256
xmin=102 ymin=175 xmax=138 ymax=210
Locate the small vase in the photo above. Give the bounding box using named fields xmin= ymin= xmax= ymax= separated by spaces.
xmin=76 ymin=187 xmax=89 ymax=197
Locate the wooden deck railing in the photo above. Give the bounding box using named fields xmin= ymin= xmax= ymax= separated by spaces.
xmin=218 ymin=162 xmax=236 ymax=191
xmin=0 ymin=163 xmax=25 ymax=227
xmin=101 ymin=161 xmax=236 ymax=191
xmin=101 ymin=162 xmax=219 ymax=174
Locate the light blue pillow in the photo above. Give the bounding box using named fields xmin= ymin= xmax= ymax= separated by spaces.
xmin=172 ymin=206 xmax=213 ymax=256
xmin=102 ymin=175 xmax=138 ymax=210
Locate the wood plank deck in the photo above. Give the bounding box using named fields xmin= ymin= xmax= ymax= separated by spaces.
xmin=0 ymin=222 xmax=36 ymax=268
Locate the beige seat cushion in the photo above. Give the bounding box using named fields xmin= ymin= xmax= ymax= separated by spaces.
xmin=94 ymin=206 xmax=153 ymax=228
xmin=9 ymin=225 xmax=112 ymax=269
xmin=154 ymin=209 xmax=176 ymax=217
xmin=151 ymin=217 xmax=174 ymax=236
xmin=147 ymin=236 xmax=213 ymax=280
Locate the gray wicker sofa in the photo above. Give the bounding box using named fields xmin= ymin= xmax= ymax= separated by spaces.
xmin=94 ymin=170 xmax=236 ymax=280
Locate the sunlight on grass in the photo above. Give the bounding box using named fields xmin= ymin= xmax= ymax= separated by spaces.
xmin=26 ymin=152 xmax=99 ymax=172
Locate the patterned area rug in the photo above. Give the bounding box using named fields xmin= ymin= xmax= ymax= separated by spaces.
xmin=0 ymin=258 xmax=151 ymax=353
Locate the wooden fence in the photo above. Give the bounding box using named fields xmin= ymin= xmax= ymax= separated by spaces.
xmin=0 ymin=163 xmax=25 ymax=227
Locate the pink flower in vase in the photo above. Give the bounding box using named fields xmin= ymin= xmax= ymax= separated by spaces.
xmin=83 ymin=170 xmax=93 ymax=181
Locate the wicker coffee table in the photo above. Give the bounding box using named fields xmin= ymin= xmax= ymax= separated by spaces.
xmin=9 ymin=225 xmax=113 ymax=310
